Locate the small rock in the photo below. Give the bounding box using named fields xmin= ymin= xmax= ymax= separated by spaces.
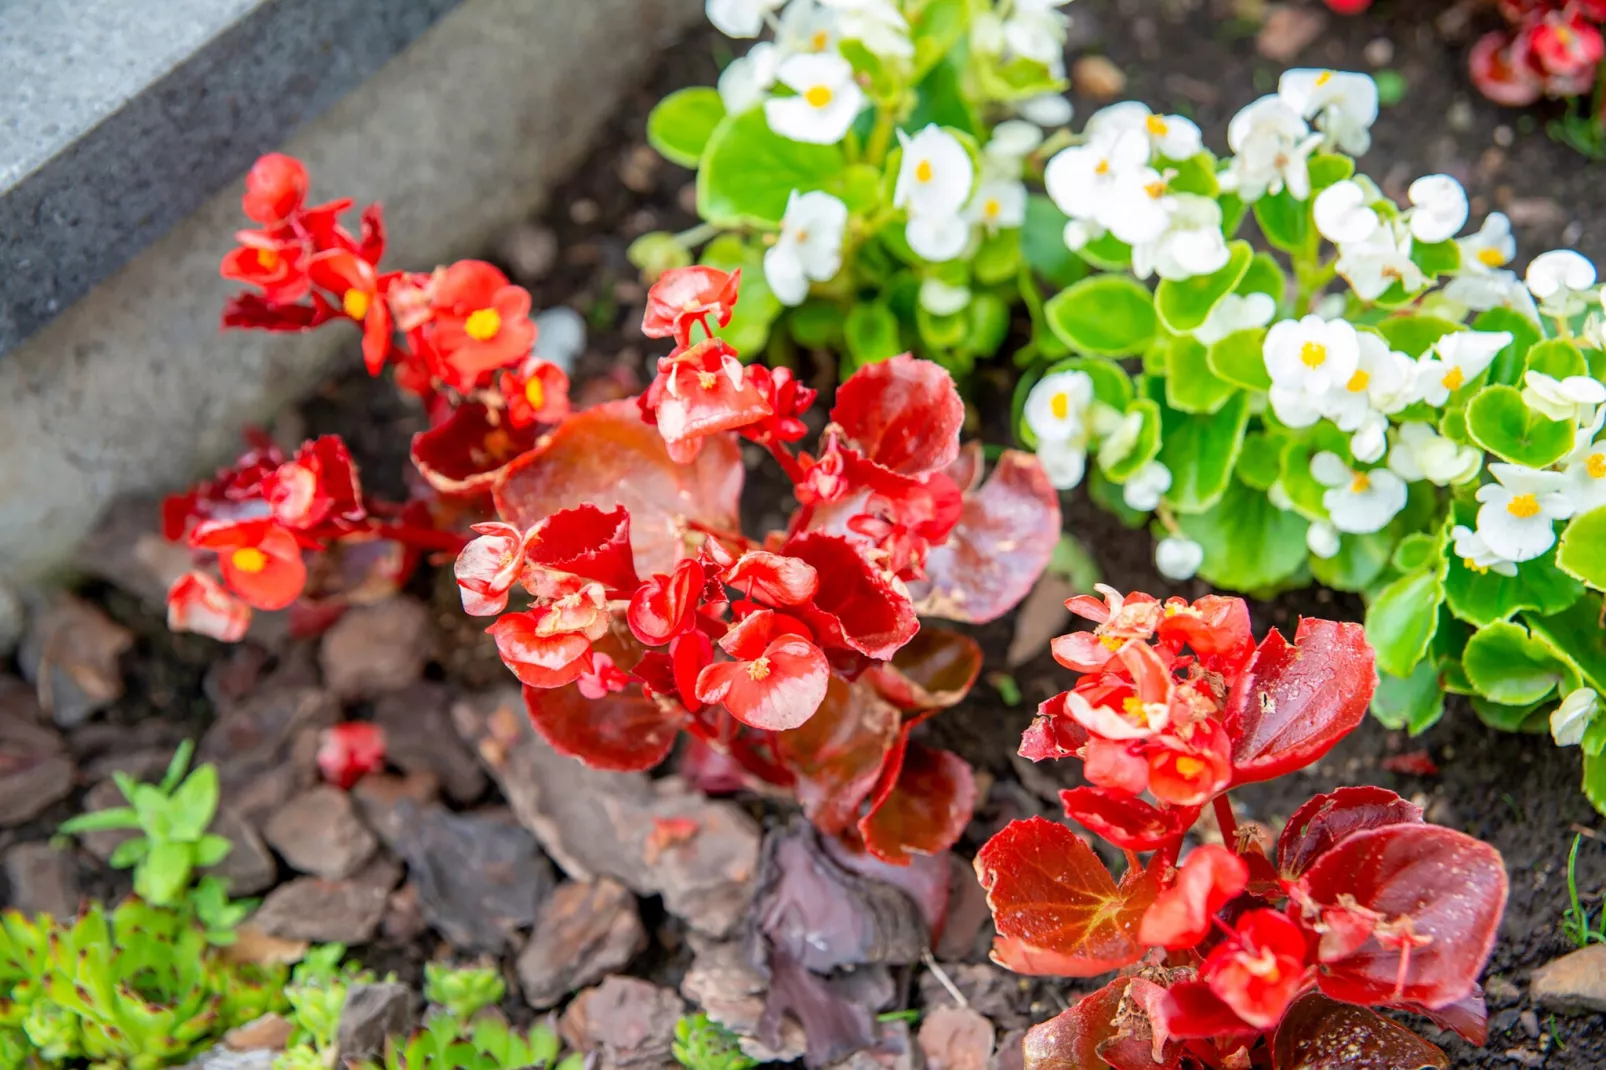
xmin=73 ymin=497 xmax=194 ymax=610
xmin=373 ymin=683 xmax=486 ymax=804
xmin=263 ymin=786 xmax=377 ymax=880
xmin=919 ymin=964 xmax=1028 ymax=1030
xmin=1005 ymin=573 xmax=1076 ymax=668
xmin=200 ymin=685 xmax=338 ymax=824
xmin=561 ymin=976 xmax=684 ymax=1070
xmin=382 ymin=882 xmax=429 ymax=944
xmin=0 ymin=583 xmax=22 ymax=655
xmin=1256 ymin=5 xmax=1326 ymax=62
xmin=391 ymin=801 xmax=554 ymax=953
xmin=992 ymin=1029 xmax=1026 ymax=1070
xmin=352 ymin=772 xmax=441 ymax=850
xmin=682 ymin=936 xmax=807 ymax=1063
xmin=1530 ymin=944 xmax=1606 ymax=1014
xmin=223 ymin=925 xmax=310 ymax=967
xmin=1071 ymin=56 xmax=1126 ymax=101
xmin=205 ymin=807 xmax=278 ymax=895
xmin=1362 ymin=37 xmax=1394 ymax=67
xmin=3 ymin=842 xmax=80 ymax=917
xmin=936 ymin=855 xmax=993 ymax=962
xmin=1503 ymin=197 xmax=1566 ymax=230
xmin=178 ymin=1046 xmax=277 ymax=1070
xmin=318 ymin=597 xmax=433 ymax=701
xmin=927 ymin=1009 xmax=997 ymax=1070
xmin=500 ymin=224 xmax=559 ymax=285
xmin=18 ymin=593 xmax=134 ymax=728
xmin=338 ymin=982 xmax=415 ymax=1063
xmin=619 ymin=144 xmax=661 ymax=194
xmin=1518 ymin=1009 xmax=1540 ymax=1039
xmin=224 ymin=1013 xmax=294 ymax=1052
xmin=829 ymin=1018 xmax=914 ymax=1070
xmin=249 ymin=862 xmax=395 ymax=943
xmin=518 ymin=878 xmax=647 ymax=1009
xmin=0 ymin=681 xmax=76 ymax=826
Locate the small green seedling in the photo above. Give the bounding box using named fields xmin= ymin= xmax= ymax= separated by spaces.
xmin=673 ymin=1013 xmax=755 ymax=1070
xmin=1561 ymin=834 xmax=1606 ymax=948
xmin=424 ymin=962 xmax=506 ymax=1023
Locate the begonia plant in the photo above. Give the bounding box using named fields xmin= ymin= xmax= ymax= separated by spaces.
xmin=976 ymin=587 xmax=1509 ymax=1069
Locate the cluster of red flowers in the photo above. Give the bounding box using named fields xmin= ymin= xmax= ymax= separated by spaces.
xmin=453 ymin=265 xmax=1063 ymax=863
xmin=1470 ymin=1 xmax=1606 ymax=106
xmin=976 ymin=588 xmax=1508 ymax=1068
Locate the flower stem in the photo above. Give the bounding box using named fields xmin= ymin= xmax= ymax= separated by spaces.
xmin=1213 ymin=794 xmax=1240 ymax=852
xmin=866 ymin=105 xmax=897 ymax=167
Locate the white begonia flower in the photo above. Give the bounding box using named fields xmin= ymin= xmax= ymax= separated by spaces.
xmin=1156 ymin=536 xmax=1205 ymax=581
xmin=1003 ymin=0 xmax=1073 ymax=70
xmin=1267 ymin=481 xmax=1295 ymax=510
xmin=968 ymin=179 xmax=1028 ymax=233
xmin=764 ymin=190 xmax=848 ymax=307
xmin=1552 ymin=688 xmax=1600 ymax=747
xmin=1413 ymin=329 xmax=1513 ymax=406
xmin=1561 ymin=418 xmax=1606 ymax=512
xmin=895 ymin=125 xmax=975 ymax=218
xmin=774 ymin=0 xmax=839 ymax=54
xmin=707 ymin=0 xmax=787 ymax=38
xmin=1195 ymin=292 xmax=1277 ymax=346
xmin=1349 ymin=411 xmax=1390 ymax=464
xmin=1335 ymin=218 xmax=1425 ymax=302
xmin=718 ymin=42 xmax=782 ymax=113
xmin=1264 ymin=315 xmax=1360 ymax=398
xmin=1084 ymin=101 xmax=1205 ymax=162
xmin=1025 ymin=370 xmax=1094 ymax=445
xmin=1278 ymin=69 xmax=1379 ymax=155
xmin=1122 ymin=461 xmax=1172 ymax=512
xmin=1405 ymin=175 xmax=1469 ymax=244
xmin=1323 ymin=331 xmax=1413 ymax=431
xmin=1314 ymin=180 xmax=1379 ymax=246
xmin=1312 ymin=452 xmax=1409 ymax=534
xmin=1131 ymin=194 xmax=1230 ymax=282
xmin=1062 ymin=218 xmax=1104 ymax=252
xmin=1451 ymin=524 xmax=1518 ymax=578
xmin=906 ymin=214 xmax=971 ymax=261
xmin=1526 ymin=249 xmax=1598 ymax=316
xmin=1444 ymin=270 xmax=1540 ymax=318
xmin=985 ymin=120 xmax=1045 ymax=166
xmin=765 ymin=52 xmax=865 ymax=144
xmin=1387 ymin=421 xmax=1482 ymax=486
xmin=918 ymin=278 xmax=972 ymax=316
xmin=1306 ymin=520 xmax=1342 ymax=559
xmin=1018 ymin=92 xmax=1074 ymax=127
xmin=1044 ymin=130 xmax=1147 ymax=229
xmin=817 ymin=0 xmax=912 ymax=57
xmin=1522 ymin=370 xmax=1606 ymax=423
xmin=1475 ymin=462 xmax=1577 ymax=561
xmin=1222 ymin=96 xmax=1322 ymax=203
xmin=1038 ymin=436 xmax=1089 ymax=490
xmin=1098 ymin=165 xmax=1178 ymax=247
xmin=1457 ymin=212 xmax=1516 ymax=273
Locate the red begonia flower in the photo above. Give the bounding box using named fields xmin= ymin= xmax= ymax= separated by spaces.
xmin=1083 ymin=736 xmax=1151 ymax=797
xmin=263 ymin=435 xmax=364 ymax=530
xmin=1019 ymin=691 xmax=1090 ymax=762
xmin=166 ymin=571 xmax=252 ymax=642
xmin=695 ymin=609 xmax=829 ymax=731
xmin=1156 ymin=594 xmax=1255 ymax=678
xmin=1065 ymin=640 xmax=1174 ymax=741
xmin=1530 ymin=12 xmax=1604 ymax=89
xmin=671 ymin=629 xmax=714 ymax=713
xmin=191 ymin=518 xmax=308 ymax=611
xmin=1321 ymin=0 xmax=1371 ymax=12
xmin=486 ymin=611 xmax=596 ymax=688
xmin=454 ymin=521 xmax=535 ymax=616
xmin=722 ymin=550 xmax=819 ymax=607
xmin=1053 ymin=587 xmax=1163 ymax=673
xmin=576 ymin=652 xmax=632 ymax=700
xmin=309 ymin=249 xmax=394 ymax=375
xmin=1138 ymin=843 xmax=1249 ymax=949
xmin=628 ymin=557 xmax=706 ymax=645
xmin=317 ymin=721 xmax=387 ymax=790
xmin=241 ymin=153 xmax=309 ymax=224
xmin=222 ymin=290 xmax=342 ymax=332
xmin=640 ymin=337 xmax=773 ymax=463
xmin=1468 ymin=29 xmax=1545 ymax=107
xmin=221 ymin=230 xmax=310 ymax=305
xmin=500 ymin=357 xmax=572 ymax=428
xmin=831 ymin=354 xmax=965 ymax=477
xmin=1147 ymin=721 xmax=1234 ymax=807
xmin=742 ymin=365 xmax=817 ymax=443
xmin=642 ymin=265 xmax=741 ymax=347
xmin=525 ymin=504 xmax=640 ymax=593
xmin=1199 ymin=909 xmax=1312 ymax=1031
xmin=430 ymin=260 xmax=537 ymax=388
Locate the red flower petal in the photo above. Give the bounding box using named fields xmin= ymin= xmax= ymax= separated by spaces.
xmin=1156 ymin=595 xmax=1255 ymax=678
xmin=695 ymin=634 xmax=829 ymax=731
xmin=193 ymin=519 xmax=308 ymax=611
xmin=628 ymin=557 xmax=705 ymax=645
xmin=241 ymin=153 xmax=309 ymax=224
xmin=1277 ymin=786 xmax=1423 ymax=882
xmin=1200 ymin=909 xmax=1311 ymax=1031
xmin=642 ymin=265 xmax=740 ymax=345
xmin=527 ymin=504 xmax=641 ymax=592
xmin=454 ymin=522 xmax=529 ymax=616
xmin=487 ymin=612 xmax=594 ymax=688
xmin=722 ymin=550 xmax=819 ymax=607
xmin=830 ymin=354 xmax=964 ymax=477
xmin=1019 ymin=691 xmax=1091 ymax=762
xmin=776 ymin=674 xmax=901 ymax=835
xmin=783 ymin=532 xmax=918 ymax=660
xmin=858 ymin=741 xmax=976 ymax=866
xmin=317 ymin=722 xmax=387 ymax=790
xmin=1060 ymin=787 xmax=1188 ymax=854
xmin=1156 ymin=980 xmax=1260 ymax=1042
xmin=166 ymin=572 xmax=252 ymax=642
xmin=1137 ymin=843 xmax=1248 ymax=949
xmin=1468 ymin=30 xmax=1544 ymax=107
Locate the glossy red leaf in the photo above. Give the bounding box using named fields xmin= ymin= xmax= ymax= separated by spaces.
xmin=1137 ymin=843 xmax=1248 ymax=949
xmin=1271 ymin=992 xmax=1448 ymax=1070
xmin=862 ymin=627 xmax=983 ymax=711
xmin=1301 ymin=824 xmax=1507 ymax=1010
xmin=1059 ymin=787 xmax=1186 ymax=853
xmin=783 ymin=532 xmax=918 ymax=660
xmin=1277 ymin=786 xmax=1423 ymax=882
xmin=776 ymin=674 xmax=901 ymax=835
xmin=911 ymin=451 xmax=1061 ymax=624
xmin=1398 ymin=986 xmax=1489 ymax=1046
xmin=410 ymin=400 xmax=539 ymax=497
xmin=527 ymin=504 xmax=640 ymax=592
xmin=975 ymin=816 xmax=1159 ymax=977
xmin=494 ymin=399 xmax=743 ymax=576
xmin=1023 ymin=978 xmax=1182 ymax=1070
xmin=1225 ymin=619 xmax=1376 ymax=786
xmin=522 ymin=627 xmax=682 ymax=771
xmin=859 ymin=742 xmax=976 ymax=866
xmin=830 ymin=354 xmax=964 ymax=476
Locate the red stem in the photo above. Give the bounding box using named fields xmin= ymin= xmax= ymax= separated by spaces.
xmin=1214 ymin=794 xmax=1240 ymax=853
xmin=363 ymin=519 xmax=471 ymax=554
xmin=758 ymin=434 xmax=809 ymax=485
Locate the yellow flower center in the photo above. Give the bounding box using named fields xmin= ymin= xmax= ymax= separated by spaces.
xmin=1506 ymin=493 xmax=1541 ymax=519
xmin=1095 ymin=158 xmax=1111 ymax=176
xmin=1144 ymin=180 xmax=1167 ymax=200
xmin=1145 ymin=113 xmax=1169 ymax=136
xmin=524 ymin=377 xmax=545 ymax=410
xmin=747 ymin=656 xmax=772 ymax=681
xmin=1477 ymin=246 xmax=1506 ymax=268
xmin=1442 ymin=365 xmax=1465 ymax=391
xmin=1587 ymin=452 xmax=1606 ymax=479
xmin=1346 ymin=369 xmax=1370 ymax=392
xmin=915 ymin=158 xmax=934 ymax=183
xmin=698 ymin=370 xmax=719 ymax=390
xmin=1173 ymin=756 xmax=1206 ymax=778
xmin=1350 ymin=472 xmax=1371 ymax=494
xmin=1557 ymin=24 xmax=1575 ymax=45
xmin=465 ymin=307 xmax=502 ymax=341
xmin=1099 ymin=634 xmax=1123 ymax=651
xmin=805 ymin=84 xmax=834 ymax=108
xmin=1300 ymin=341 xmax=1328 ymax=369
xmin=1315 ymin=70 xmax=1335 ymax=87
xmin=1050 ymin=391 xmax=1070 ymax=420
xmin=343 ymin=288 xmax=370 ymax=321
xmin=810 ymin=29 xmax=829 ymax=50
xmin=256 ymin=248 xmax=280 ymax=270
xmin=1121 ymin=696 xmax=1150 ymax=726
xmin=984 ymin=198 xmax=1001 ymax=219
xmin=231 ymin=547 xmax=268 ymax=574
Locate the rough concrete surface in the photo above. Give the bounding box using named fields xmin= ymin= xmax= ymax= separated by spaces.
xmin=0 ymin=0 xmax=702 ymax=585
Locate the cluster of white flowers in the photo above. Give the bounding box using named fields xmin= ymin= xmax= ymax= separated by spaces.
xmin=1022 ymin=369 xmax=1131 ymax=493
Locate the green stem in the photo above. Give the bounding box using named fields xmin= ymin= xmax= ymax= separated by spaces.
xmin=865 ymin=105 xmax=897 ymax=167
xmin=673 ymin=221 xmax=722 ymax=249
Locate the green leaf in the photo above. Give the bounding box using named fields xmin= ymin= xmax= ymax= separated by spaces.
xmin=1376 ymin=314 xmax=1462 ymax=359
xmin=839 ymin=40 xmax=897 ymax=101
xmin=131 ymin=783 xmax=173 ymax=839
xmin=1471 ymin=694 xmax=1548 ymax=733
xmin=167 ymin=765 xmax=219 ymax=842
xmin=1462 ymin=620 xmax=1566 ymax=705
xmin=647 ymin=88 xmax=727 ymax=168
xmin=1312 ymin=530 xmax=1396 ymax=593
xmin=1155 ymin=241 xmax=1253 ymax=334
xmin=1078 ymin=232 xmax=1133 ymax=272
xmin=1370 ymin=658 xmax=1445 ymax=735
xmin=1446 ymin=542 xmax=1586 ymax=626
xmin=1176 ymin=477 xmax=1309 ymax=592
xmin=697 ymin=109 xmax=846 ymax=227
xmin=1466 ymin=384 xmax=1575 ymax=467
xmin=1526 ymin=594 xmax=1606 ymax=692
xmin=1308 ymin=153 xmax=1354 ymax=191
xmin=1236 ymin=252 xmax=1285 ymax=298
xmin=1205 ymin=327 xmax=1271 ymax=392
xmin=1100 ymin=398 xmax=1163 ymax=481
xmin=1164 ymin=335 xmax=1239 ymax=414
xmin=137 ymin=841 xmax=193 ymax=906
xmin=1558 ymin=505 xmax=1606 ymax=590
xmin=788 ymin=300 xmax=843 ymax=350
xmin=1165 ymin=152 xmax=1220 ymax=197
xmin=1236 ymin=430 xmax=1286 ymax=490
xmin=974 ymin=229 xmax=1022 ymax=285
xmin=1044 ymin=275 xmax=1158 ymax=357
xmin=701 ymin=234 xmax=784 ymax=356
xmin=1252 ymin=188 xmax=1309 ymax=255
xmin=1585 ymin=750 xmax=1606 ymax=815
xmin=59 ymin=806 xmax=141 ymax=834
xmin=1410 ymin=239 xmax=1460 ymax=278
xmin=916 ymin=304 xmax=968 ymax=351
xmin=1526 ymin=338 xmax=1589 ymax=380
xmin=1393 ymin=532 xmax=1438 ymax=574
xmin=964 ymin=293 xmax=1010 ymax=357
xmin=1146 ymin=381 xmax=1251 ymax=513
xmin=906 ymin=55 xmax=978 ymax=135
xmin=193 ymin=833 xmax=233 ymax=868
xmin=1473 ymin=307 xmax=1542 ymax=386
xmin=1088 ymin=467 xmax=1150 ymax=527
xmin=108 ymin=837 xmax=150 ymax=869
xmin=159 ymin=739 xmax=195 ymax=794
xmin=844 ymin=303 xmax=902 ymax=368
xmin=1022 ymin=195 xmax=1087 ymax=289
xmin=1366 ymin=559 xmax=1448 ymax=678
xmin=1278 ymin=423 xmax=1352 ymax=521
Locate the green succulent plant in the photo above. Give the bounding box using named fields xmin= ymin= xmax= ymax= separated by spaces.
xmin=673 ymin=1013 xmax=756 ymax=1070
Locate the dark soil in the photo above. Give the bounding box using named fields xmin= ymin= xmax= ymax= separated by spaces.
xmin=6 ymin=3 xmax=1606 ymax=1068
